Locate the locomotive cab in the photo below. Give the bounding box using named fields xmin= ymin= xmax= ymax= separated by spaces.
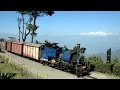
xmin=41 ymin=41 xmax=61 ymax=62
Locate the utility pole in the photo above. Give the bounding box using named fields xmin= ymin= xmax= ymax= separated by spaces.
xmin=107 ymin=48 xmax=111 ymax=64
xmin=76 ymin=44 xmax=80 ymax=74
xmin=77 ymin=44 xmax=80 ymax=57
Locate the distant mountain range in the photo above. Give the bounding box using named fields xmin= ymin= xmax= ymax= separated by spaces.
xmin=0 ymin=33 xmax=18 ymax=39
xmin=86 ymin=49 xmax=120 ymax=61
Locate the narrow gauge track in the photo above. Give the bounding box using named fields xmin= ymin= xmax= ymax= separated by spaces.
xmin=39 ymin=60 xmax=97 ymax=79
xmin=82 ymin=75 xmax=97 ymax=79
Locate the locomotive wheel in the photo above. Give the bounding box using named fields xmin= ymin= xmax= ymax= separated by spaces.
xmin=43 ymin=61 xmax=45 ymax=66
xmin=71 ymin=55 xmax=78 ymax=64
xmin=40 ymin=60 xmax=43 ymax=64
xmin=49 ymin=63 xmax=52 ymax=67
xmin=45 ymin=62 xmax=48 ymax=65
xmin=77 ymin=72 xmax=80 ymax=78
xmin=51 ymin=63 xmax=55 ymax=68
xmin=48 ymin=62 xmax=51 ymax=66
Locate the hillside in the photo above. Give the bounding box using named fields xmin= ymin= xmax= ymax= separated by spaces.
xmin=86 ymin=49 xmax=120 ymax=61
xmin=112 ymin=49 xmax=120 ymax=58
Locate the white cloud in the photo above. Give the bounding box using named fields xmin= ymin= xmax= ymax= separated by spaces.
xmin=79 ymin=31 xmax=112 ymax=37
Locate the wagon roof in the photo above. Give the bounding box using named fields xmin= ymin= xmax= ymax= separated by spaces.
xmin=24 ymin=42 xmax=43 ymax=47
xmin=6 ymin=40 xmax=14 ymax=42
xmin=12 ymin=41 xmax=24 ymax=44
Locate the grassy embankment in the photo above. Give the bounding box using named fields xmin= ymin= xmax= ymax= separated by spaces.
xmin=0 ymin=54 xmax=36 ymax=79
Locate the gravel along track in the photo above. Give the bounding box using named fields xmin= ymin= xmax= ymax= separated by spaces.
xmin=89 ymin=72 xmax=120 ymax=79
xmin=0 ymin=50 xmax=120 ymax=79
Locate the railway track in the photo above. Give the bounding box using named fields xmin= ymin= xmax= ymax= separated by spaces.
xmin=81 ymin=75 xmax=97 ymax=79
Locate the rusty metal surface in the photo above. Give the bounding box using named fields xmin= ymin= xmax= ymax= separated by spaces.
xmin=11 ymin=42 xmax=23 ymax=55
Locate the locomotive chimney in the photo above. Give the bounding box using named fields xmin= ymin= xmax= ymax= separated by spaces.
xmin=77 ymin=44 xmax=80 ymax=56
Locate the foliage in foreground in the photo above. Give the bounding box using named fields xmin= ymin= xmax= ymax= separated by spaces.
xmin=0 ymin=72 xmax=16 ymax=79
xmin=0 ymin=54 xmax=37 ymax=79
xmin=85 ymin=56 xmax=120 ymax=77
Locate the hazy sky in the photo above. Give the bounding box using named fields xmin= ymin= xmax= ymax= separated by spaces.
xmin=0 ymin=11 xmax=120 ymax=54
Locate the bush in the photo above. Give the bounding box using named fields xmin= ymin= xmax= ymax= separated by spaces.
xmin=113 ymin=63 xmax=120 ymax=76
xmin=86 ymin=56 xmax=120 ymax=77
xmin=0 ymin=72 xmax=16 ymax=79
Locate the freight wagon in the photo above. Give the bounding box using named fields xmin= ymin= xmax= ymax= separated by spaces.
xmin=11 ymin=41 xmax=24 ymax=56
xmin=23 ymin=43 xmax=42 ymax=61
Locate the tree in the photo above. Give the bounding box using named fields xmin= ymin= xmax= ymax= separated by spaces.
xmin=17 ymin=17 xmax=22 ymax=41
xmin=29 ymin=11 xmax=54 ymax=43
xmin=17 ymin=11 xmax=32 ymax=42
xmin=35 ymin=40 xmax=39 ymax=44
xmin=17 ymin=11 xmax=54 ymax=43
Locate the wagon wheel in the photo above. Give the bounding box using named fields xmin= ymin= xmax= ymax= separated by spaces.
xmin=42 ymin=61 xmax=45 ymax=66
xmin=44 ymin=62 xmax=48 ymax=65
xmin=40 ymin=60 xmax=43 ymax=64
xmin=77 ymin=72 xmax=80 ymax=78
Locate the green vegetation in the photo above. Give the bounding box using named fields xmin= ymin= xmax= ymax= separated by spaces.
xmin=17 ymin=11 xmax=54 ymax=43
xmin=85 ymin=56 xmax=120 ymax=77
xmin=0 ymin=54 xmax=35 ymax=79
xmin=0 ymin=72 xmax=16 ymax=79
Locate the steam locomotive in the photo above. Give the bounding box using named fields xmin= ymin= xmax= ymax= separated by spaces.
xmin=2 ymin=40 xmax=93 ymax=77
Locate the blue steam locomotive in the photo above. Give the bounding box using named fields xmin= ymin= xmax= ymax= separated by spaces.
xmin=40 ymin=41 xmax=93 ymax=77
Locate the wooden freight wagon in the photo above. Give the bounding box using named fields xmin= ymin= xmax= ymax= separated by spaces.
xmin=23 ymin=43 xmax=42 ymax=61
xmin=6 ymin=41 xmax=12 ymax=52
xmin=11 ymin=41 xmax=24 ymax=56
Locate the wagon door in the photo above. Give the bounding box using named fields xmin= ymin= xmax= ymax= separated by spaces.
xmin=38 ymin=46 xmax=42 ymax=60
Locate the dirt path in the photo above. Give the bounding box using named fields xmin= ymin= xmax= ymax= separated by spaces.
xmin=89 ymin=72 xmax=120 ymax=79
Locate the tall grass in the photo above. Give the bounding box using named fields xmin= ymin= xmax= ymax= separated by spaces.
xmin=0 ymin=54 xmax=36 ymax=79
xmin=0 ymin=72 xmax=16 ymax=79
xmin=0 ymin=54 xmax=9 ymax=63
